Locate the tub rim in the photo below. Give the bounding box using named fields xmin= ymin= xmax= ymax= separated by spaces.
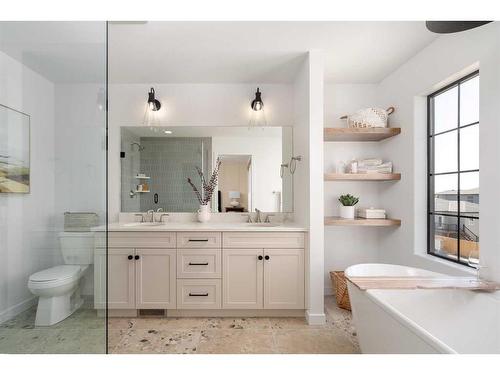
xmin=346 ymin=263 xmax=456 ymax=354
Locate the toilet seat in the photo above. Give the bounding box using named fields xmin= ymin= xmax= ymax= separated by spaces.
xmin=28 ymin=265 xmax=81 ymax=289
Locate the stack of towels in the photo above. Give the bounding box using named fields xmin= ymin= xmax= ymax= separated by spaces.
xmin=357 ymin=158 xmax=393 ymax=174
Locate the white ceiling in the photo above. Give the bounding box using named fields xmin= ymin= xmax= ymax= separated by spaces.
xmin=109 ymin=21 xmax=438 ymax=84
xmin=0 ymin=22 xmax=106 ymax=83
xmin=0 ymin=21 xmax=438 ymax=84
xmin=123 ymin=126 xmax=283 ymax=138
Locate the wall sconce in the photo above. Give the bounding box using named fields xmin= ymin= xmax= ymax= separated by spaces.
xmin=249 ymin=87 xmax=267 ymax=127
xmin=251 ymin=87 xmax=264 ymax=111
xmin=143 ymin=87 xmax=162 ymax=126
xmin=147 ymin=87 xmax=161 ymax=111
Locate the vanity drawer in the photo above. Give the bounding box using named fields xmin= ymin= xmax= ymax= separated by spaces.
xmin=176 ymin=279 xmax=221 ymax=309
xmin=177 ymin=232 xmax=221 ymax=248
xmin=102 ymin=232 xmax=176 ymax=248
xmin=177 ymin=249 xmax=221 ymax=278
xmin=223 ymin=232 xmax=305 ymax=249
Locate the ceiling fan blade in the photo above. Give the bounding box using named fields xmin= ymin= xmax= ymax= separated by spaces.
xmin=426 ymin=21 xmax=492 ymax=34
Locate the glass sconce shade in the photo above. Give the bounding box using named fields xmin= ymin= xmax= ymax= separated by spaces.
xmin=251 ymin=87 xmax=264 ymax=111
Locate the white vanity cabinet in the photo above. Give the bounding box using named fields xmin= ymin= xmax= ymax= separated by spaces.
xmin=223 ymin=249 xmax=264 ymax=309
xmin=222 ymin=232 xmax=305 ymax=310
xmin=95 ymin=229 xmax=306 ymax=315
xmin=94 ymin=247 xmax=135 ymax=309
xmin=135 ymin=248 xmax=176 ymax=309
xmin=94 ymin=232 xmax=177 ymax=310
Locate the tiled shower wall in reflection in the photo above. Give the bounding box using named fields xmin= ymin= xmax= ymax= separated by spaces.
xmin=138 ymin=137 xmax=211 ymax=212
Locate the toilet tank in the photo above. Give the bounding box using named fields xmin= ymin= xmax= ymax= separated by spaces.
xmin=59 ymin=232 xmax=95 ymax=265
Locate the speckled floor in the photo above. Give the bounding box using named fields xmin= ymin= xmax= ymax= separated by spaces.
xmin=108 ymin=296 xmax=359 ymax=354
xmin=0 ymin=302 xmax=106 ymax=354
xmin=0 ymin=296 xmax=359 ymax=354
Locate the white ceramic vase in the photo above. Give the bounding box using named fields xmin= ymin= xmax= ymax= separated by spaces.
xmin=197 ymin=204 xmax=211 ymax=223
xmin=340 ymin=205 xmax=355 ymax=219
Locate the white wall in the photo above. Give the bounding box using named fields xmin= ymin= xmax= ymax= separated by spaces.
xmin=54 ymin=84 xmax=107 ymax=224
xmin=293 ymin=51 xmax=325 ymax=324
xmin=0 ymin=50 xmax=56 ymax=322
xmin=377 ymin=22 xmax=500 ymax=282
xmin=54 ymin=84 xmax=107 ymax=295
xmin=109 ymin=83 xmax=294 ymax=220
xmin=323 ymin=84 xmax=384 ymax=294
xmin=212 ymin=135 xmax=282 ymax=212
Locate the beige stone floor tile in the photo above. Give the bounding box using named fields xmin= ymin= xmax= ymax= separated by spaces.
xmin=196 ymin=328 xmax=275 ymax=354
xmin=209 ymin=317 xmax=272 ymax=330
xmin=109 ymin=328 xmax=201 ymax=354
xmin=267 ymin=317 xmax=318 ymax=330
xmin=0 ymin=327 xmax=106 ymax=354
xmin=273 ymin=328 xmax=360 ymax=354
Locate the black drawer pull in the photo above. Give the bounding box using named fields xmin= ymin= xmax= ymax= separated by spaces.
xmin=258 ymin=255 xmax=263 ymax=260
xmin=128 ymin=255 xmax=133 ymax=260
xmin=264 ymin=255 xmax=270 ymax=260
xmin=188 ymin=262 xmax=209 ymax=266
xmin=188 ymin=239 xmax=209 ymax=242
xmin=188 ymin=292 xmax=209 ymax=297
xmin=135 ymin=255 xmax=140 ymax=260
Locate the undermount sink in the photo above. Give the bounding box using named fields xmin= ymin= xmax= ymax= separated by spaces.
xmin=121 ymin=222 xmax=164 ymax=227
xmin=246 ymin=223 xmax=280 ymax=227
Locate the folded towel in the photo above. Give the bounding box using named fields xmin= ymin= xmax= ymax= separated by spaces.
xmin=358 ymin=158 xmax=383 ymax=167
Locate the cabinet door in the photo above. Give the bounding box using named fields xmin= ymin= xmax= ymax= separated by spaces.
xmin=263 ymin=249 xmax=304 ymax=309
xmin=93 ymin=248 xmax=107 ymax=309
xmin=222 ymin=249 xmax=263 ymax=309
xmin=135 ymin=248 xmax=176 ymax=309
xmin=107 ymin=248 xmax=136 ymax=309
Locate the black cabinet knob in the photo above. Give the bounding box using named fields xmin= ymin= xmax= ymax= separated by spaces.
xmin=264 ymin=255 xmax=270 ymax=260
xmin=135 ymin=255 xmax=140 ymax=260
xmin=128 ymin=255 xmax=133 ymax=260
xmin=258 ymin=255 xmax=263 ymax=260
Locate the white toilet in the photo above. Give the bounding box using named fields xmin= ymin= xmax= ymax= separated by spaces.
xmin=28 ymin=232 xmax=94 ymax=326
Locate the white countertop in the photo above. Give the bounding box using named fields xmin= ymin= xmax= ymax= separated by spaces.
xmin=92 ymin=222 xmax=307 ymax=232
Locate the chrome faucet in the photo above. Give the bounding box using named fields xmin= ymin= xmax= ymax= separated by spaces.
xmin=242 ymin=213 xmax=253 ymax=223
xmin=146 ymin=209 xmax=154 ymax=223
xmin=255 ymin=208 xmax=262 ymax=223
xmin=158 ymin=213 xmax=169 ymax=223
xmin=264 ymin=214 xmax=275 ymax=223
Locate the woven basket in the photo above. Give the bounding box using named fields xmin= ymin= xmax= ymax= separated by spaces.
xmin=330 ymin=271 xmax=351 ymax=311
xmin=340 ymin=106 xmax=395 ymax=129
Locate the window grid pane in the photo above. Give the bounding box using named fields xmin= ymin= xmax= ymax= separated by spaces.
xmin=428 ymin=71 xmax=479 ymax=267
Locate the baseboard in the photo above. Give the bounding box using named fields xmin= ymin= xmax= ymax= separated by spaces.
xmin=99 ymin=309 xmax=306 ymax=318
xmin=0 ymin=297 xmax=37 ymax=324
xmin=167 ymin=309 xmax=305 ymax=318
xmin=305 ymin=310 xmax=326 ymax=325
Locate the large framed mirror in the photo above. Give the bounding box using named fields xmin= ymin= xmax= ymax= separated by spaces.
xmin=121 ymin=126 xmax=293 ymax=213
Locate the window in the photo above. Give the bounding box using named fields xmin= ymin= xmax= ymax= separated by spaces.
xmin=427 ymin=72 xmax=479 ymax=266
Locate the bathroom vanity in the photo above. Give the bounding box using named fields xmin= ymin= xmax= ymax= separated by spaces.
xmin=93 ymin=223 xmax=307 ymax=317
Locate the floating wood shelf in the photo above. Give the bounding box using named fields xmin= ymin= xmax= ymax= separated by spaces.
xmin=325 ymin=217 xmax=401 ymax=227
xmin=324 ymin=127 xmax=401 ymax=142
xmin=324 ymin=173 xmax=401 ymax=181
xmin=135 ymin=176 xmax=151 ymax=179
xmin=134 ymin=190 xmax=150 ymax=193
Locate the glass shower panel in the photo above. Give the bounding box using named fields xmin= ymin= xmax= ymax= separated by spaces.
xmin=0 ymin=21 xmax=107 ymax=353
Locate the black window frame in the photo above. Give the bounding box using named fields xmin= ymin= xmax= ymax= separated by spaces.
xmin=427 ymin=70 xmax=480 ymax=267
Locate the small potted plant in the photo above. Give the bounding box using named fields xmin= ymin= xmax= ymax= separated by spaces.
xmin=338 ymin=194 xmax=359 ymax=219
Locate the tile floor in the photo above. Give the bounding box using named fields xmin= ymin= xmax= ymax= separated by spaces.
xmin=108 ymin=296 xmax=359 ymax=354
xmin=0 ymin=304 xmax=106 ymax=354
xmin=0 ymin=296 xmax=359 ymax=354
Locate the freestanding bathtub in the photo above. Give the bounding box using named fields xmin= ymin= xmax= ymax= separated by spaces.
xmin=345 ymin=263 xmax=500 ymax=354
